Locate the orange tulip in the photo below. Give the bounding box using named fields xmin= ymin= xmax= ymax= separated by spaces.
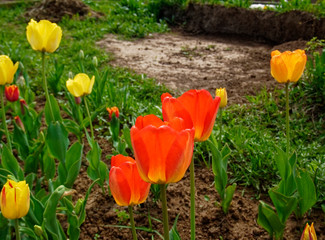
xmin=107 ymin=106 xmax=119 ymax=120
xmin=301 ymin=223 xmax=317 ymax=240
xmin=109 ymin=154 xmax=151 ymax=206
xmin=161 ymin=89 xmax=220 ymax=142
xmin=5 ymin=85 xmax=19 ymax=102
xmin=271 ymin=49 xmax=307 ymax=83
xmin=131 ymin=114 xmax=194 ymax=184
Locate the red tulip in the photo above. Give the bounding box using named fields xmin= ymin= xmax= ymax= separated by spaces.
xmin=5 ymin=85 xmax=19 ymax=102
xmin=107 ymin=107 xmax=119 ymax=120
xmin=131 ymin=114 xmax=194 ymax=184
xmin=162 ymin=89 xmax=220 ymax=142
xmin=109 ymin=154 xmax=151 ymax=206
xmin=14 ymin=116 xmax=25 ymax=131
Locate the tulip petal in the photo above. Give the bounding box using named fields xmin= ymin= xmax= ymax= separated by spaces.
xmin=271 ymin=55 xmax=288 ymax=83
xmin=109 ymin=167 xmax=131 ymax=206
xmin=290 ymin=52 xmax=307 ymax=83
xmin=200 ymin=96 xmax=220 ymax=141
xmin=87 ymin=76 xmax=95 ymax=95
xmin=27 ymin=20 xmax=44 ymax=51
xmin=66 ymin=79 xmax=84 ymax=97
xmin=46 ymin=26 xmax=62 ymax=53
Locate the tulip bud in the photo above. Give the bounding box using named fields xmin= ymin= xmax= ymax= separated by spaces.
xmin=0 ymin=179 xmax=30 ymax=219
xmin=74 ymin=199 xmax=84 ymax=215
xmin=20 ymin=99 xmax=27 ymax=115
xmin=215 ymin=88 xmax=227 ymax=108
xmin=79 ymin=50 xmax=84 ymax=60
xmin=68 ymin=71 xmax=74 ymax=79
xmin=14 ymin=116 xmax=25 ymax=132
xmin=5 ymin=85 xmax=19 ymax=102
xmin=107 ymin=107 xmax=119 ymax=120
xmin=92 ymin=56 xmax=98 ymax=67
xmin=300 ymin=223 xmax=317 ymax=240
xmin=34 ymin=225 xmax=43 ymax=237
xmin=66 ymin=73 xmax=95 ymax=97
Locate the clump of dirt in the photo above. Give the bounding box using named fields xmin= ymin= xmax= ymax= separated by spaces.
xmin=24 ymin=0 xmax=102 ymax=23
xmin=183 ymin=4 xmax=325 ymax=44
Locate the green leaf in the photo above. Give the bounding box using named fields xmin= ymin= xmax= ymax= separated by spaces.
xmin=13 ymin=123 xmax=29 ymax=159
xmin=78 ymin=179 xmax=100 ymax=226
xmin=20 ymin=226 xmax=37 ymax=239
xmin=123 ymin=124 xmax=133 ymax=151
xmin=46 ymin=121 xmax=69 ymax=164
xmin=65 ymin=142 xmax=83 ymax=188
xmin=278 ymin=174 xmax=297 ymax=196
xmin=43 ymin=185 xmax=66 ymax=240
xmin=221 ymin=183 xmax=237 ymax=214
xmin=275 ymin=146 xmax=291 ymax=180
xmin=1 ymin=145 xmax=23 ymax=180
xmin=257 ymin=201 xmax=285 ymax=239
xmin=295 ymin=169 xmax=317 ymax=218
xmin=268 ymin=187 xmax=297 ymax=224
xmin=169 ymin=214 xmax=181 ymax=240
xmin=45 ymin=95 xmax=62 ymax=125
xmin=43 ymin=153 xmax=56 ymax=180
xmin=86 ymin=141 xmax=101 ymax=170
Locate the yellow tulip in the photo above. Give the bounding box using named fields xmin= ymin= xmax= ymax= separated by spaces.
xmin=0 ymin=55 xmax=19 ymax=85
xmin=300 ymin=223 xmax=317 ymax=240
xmin=66 ymin=73 xmax=95 ymax=97
xmin=215 ymin=88 xmax=227 ymax=108
xmin=26 ymin=19 xmax=62 ymax=53
xmin=0 ymin=180 xmax=30 ymax=219
xmin=270 ymin=49 xmax=307 ymax=83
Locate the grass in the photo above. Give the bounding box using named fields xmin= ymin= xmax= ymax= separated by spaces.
xmin=1 ymin=0 xmax=324 ymax=205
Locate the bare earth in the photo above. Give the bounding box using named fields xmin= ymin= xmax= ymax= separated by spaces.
xmin=97 ymin=32 xmax=307 ymax=104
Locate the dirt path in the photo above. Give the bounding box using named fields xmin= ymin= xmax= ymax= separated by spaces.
xmin=98 ymin=32 xmax=307 ymax=104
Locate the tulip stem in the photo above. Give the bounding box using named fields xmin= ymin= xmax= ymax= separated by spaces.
xmin=160 ymin=184 xmax=169 ymax=240
xmin=15 ymin=219 xmax=21 ymax=240
xmin=0 ymin=86 xmax=12 ymax=151
xmin=84 ymin=96 xmax=94 ymax=141
xmin=219 ymin=108 xmax=223 ymax=148
xmin=128 ymin=206 xmax=138 ymax=240
xmin=190 ymin=159 xmax=195 ymax=240
xmin=42 ymin=52 xmax=54 ymax=122
xmin=285 ymin=82 xmax=290 ymax=156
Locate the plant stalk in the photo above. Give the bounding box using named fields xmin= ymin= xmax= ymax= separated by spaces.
xmin=84 ymin=96 xmax=94 ymax=141
xmin=219 ymin=108 xmax=223 ymax=148
xmin=128 ymin=206 xmax=138 ymax=240
xmin=15 ymin=219 xmax=21 ymax=240
xmin=285 ymin=82 xmax=290 ymax=156
xmin=160 ymin=184 xmax=169 ymax=240
xmin=0 ymin=86 xmax=12 ymax=151
xmin=190 ymin=159 xmax=195 ymax=240
xmin=42 ymin=52 xmax=54 ymax=122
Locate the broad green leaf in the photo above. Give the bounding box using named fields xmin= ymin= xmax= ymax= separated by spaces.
xmin=277 ymin=174 xmax=296 ymax=196
xmin=257 ymin=201 xmax=285 ymax=239
xmin=45 ymin=94 xmax=62 ymax=125
xmin=13 ymin=124 xmax=29 ymax=159
xmin=0 ymin=213 xmax=9 ymax=240
xmin=46 ymin=121 xmax=69 ymax=164
xmin=123 ymin=124 xmax=133 ymax=151
xmin=1 ymin=145 xmax=23 ymax=180
xmin=295 ymin=170 xmax=317 ymax=218
xmin=65 ymin=142 xmax=83 ymax=188
xmin=269 ymin=187 xmax=297 ymax=224
xmin=43 ymin=185 xmax=66 ymax=240
xmin=99 ymin=161 xmax=108 ymax=183
xmin=222 ymin=183 xmax=237 ymax=214
xmin=43 ymin=153 xmax=56 ymax=180
xmin=87 ymin=141 xmax=101 ymax=170
xmin=275 ymin=146 xmax=291 ymax=180
xmin=25 ymin=194 xmax=44 ymax=228
xmin=20 ymin=226 xmax=37 ymax=239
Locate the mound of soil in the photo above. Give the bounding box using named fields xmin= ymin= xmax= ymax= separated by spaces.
xmin=181 ymin=4 xmax=325 ymax=44
xmin=24 ymin=0 xmax=101 ymax=22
